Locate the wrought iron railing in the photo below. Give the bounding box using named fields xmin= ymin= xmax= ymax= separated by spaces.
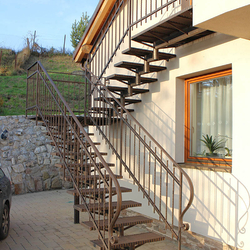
xmin=26 ymin=61 xmax=122 ymax=250
xmin=85 ymin=68 xmax=194 ymax=249
xmin=86 ymin=0 xmax=191 ymax=78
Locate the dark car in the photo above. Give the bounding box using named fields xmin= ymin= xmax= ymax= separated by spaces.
xmin=0 ymin=168 xmax=12 ymax=240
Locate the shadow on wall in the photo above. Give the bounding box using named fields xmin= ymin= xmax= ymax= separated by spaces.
xmin=184 ymin=170 xmax=250 ymax=249
xmin=133 ymin=99 xmax=176 ymax=157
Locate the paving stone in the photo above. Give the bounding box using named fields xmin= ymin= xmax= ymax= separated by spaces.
xmin=0 ymin=190 xmax=193 ymax=250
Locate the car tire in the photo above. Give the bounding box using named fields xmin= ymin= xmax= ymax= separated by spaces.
xmin=0 ymin=204 xmax=10 ymax=240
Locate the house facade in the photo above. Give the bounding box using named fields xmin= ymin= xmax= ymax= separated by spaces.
xmin=70 ymin=0 xmax=250 ymax=249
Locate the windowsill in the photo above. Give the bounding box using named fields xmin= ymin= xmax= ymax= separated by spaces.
xmin=179 ymin=159 xmax=232 ymax=173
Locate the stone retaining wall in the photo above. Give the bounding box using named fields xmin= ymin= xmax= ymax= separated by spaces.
xmin=0 ymin=115 xmax=70 ymax=195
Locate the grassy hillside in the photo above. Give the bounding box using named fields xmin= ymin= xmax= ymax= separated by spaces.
xmin=0 ymin=51 xmax=80 ymax=116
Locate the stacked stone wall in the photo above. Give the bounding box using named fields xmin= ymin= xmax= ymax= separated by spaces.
xmin=0 ymin=115 xmax=70 ymax=194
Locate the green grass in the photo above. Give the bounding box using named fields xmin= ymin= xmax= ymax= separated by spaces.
xmin=0 ymin=54 xmax=81 ymax=116
xmin=0 ymin=75 xmax=27 ymax=115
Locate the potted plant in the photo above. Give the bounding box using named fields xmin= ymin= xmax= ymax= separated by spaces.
xmin=200 ymin=134 xmax=225 ymax=157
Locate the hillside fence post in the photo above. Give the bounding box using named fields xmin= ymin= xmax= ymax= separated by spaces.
xmin=15 ymin=54 xmax=17 ymax=69
xmin=63 ymin=35 xmax=66 ymax=54
xmin=0 ymin=50 xmax=2 ymax=66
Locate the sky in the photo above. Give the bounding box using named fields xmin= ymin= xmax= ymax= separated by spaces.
xmin=0 ymin=0 xmax=100 ymax=52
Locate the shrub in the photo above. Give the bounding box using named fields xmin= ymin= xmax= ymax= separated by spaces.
xmin=0 ymin=97 xmax=4 ymax=109
xmin=0 ymin=66 xmax=8 ymax=76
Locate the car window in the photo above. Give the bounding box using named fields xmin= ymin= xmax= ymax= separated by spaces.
xmin=0 ymin=168 xmax=5 ymax=179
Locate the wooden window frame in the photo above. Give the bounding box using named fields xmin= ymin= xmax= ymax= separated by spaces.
xmin=184 ymin=69 xmax=232 ymax=165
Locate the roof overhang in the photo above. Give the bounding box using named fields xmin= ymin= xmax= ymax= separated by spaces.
xmin=73 ymin=0 xmax=117 ymax=63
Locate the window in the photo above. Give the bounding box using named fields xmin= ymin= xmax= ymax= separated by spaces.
xmin=185 ymin=70 xmax=232 ymax=163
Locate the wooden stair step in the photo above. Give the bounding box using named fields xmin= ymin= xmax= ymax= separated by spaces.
xmin=91 ymin=232 xmax=165 ymax=249
xmin=54 ymin=151 xmax=107 ymax=157
xmin=51 ymin=142 xmax=101 ymax=148
xmin=55 ymin=162 xmax=115 ymax=168
xmin=55 ymin=141 xmax=101 ymax=145
xmin=107 ymin=74 xmax=157 ymax=85
xmin=64 ymin=174 xmax=123 ymax=183
xmin=114 ymin=61 xmax=166 ymax=73
xmin=47 ymin=132 xmax=94 ymax=137
xmin=91 ymin=107 xmax=134 ymax=113
xmin=82 ymin=215 xmax=153 ymax=230
xmin=63 ymin=152 xmax=108 ymax=159
xmin=67 ymin=186 xmax=131 ymax=196
xmin=94 ymin=97 xmax=141 ymax=105
xmin=74 ymin=200 xmax=142 ymax=212
xmin=106 ymin=86 xmax=149 ymax=96
xmin=123 ymin=47 xmax=176 ymax=61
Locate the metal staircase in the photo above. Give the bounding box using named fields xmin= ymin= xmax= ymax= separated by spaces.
xmin=26 ymin=59 xmax=194 ymax=249
xmin=26 ymin=62 xmax=170 ymax=249
xmin=25 ymin=0 xmax=217 ymax=249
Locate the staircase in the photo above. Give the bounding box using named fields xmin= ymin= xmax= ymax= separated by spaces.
xmin=26 ymin=59 xmax=193 ymax=249
xmin=24 ymin=0 xmax=215 ymax=249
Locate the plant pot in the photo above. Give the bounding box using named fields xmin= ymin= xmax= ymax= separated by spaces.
xmin=206 ymin=153 xmax=218 ymax=157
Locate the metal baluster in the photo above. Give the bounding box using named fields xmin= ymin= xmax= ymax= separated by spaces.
xmin=165 ymin=160 xmax=169 ymax=229
xmin=172 ymin=166 xmax=175 ymax=239
xmin=154 ymin=147 xmax=156 ymax=212
xmin=159 ymin=150 xmax=162 ymax=219
xmin=148 ymin=141 xmax=151 ymax=205
xmin=133 ymin=124 xmax=136 ymax=184
xmin=143 ymin=135 xmax=146 ymax=198
xmin=138 ymin=127 xmax=141 ymax=191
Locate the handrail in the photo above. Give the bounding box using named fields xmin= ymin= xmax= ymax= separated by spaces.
xmin=85 ymin=0 xmax=183 ymax=78
xmin=84 ymin=66 xmax=194 ymax=243
xmin=26 ymin=61 xmax=122 ymax=249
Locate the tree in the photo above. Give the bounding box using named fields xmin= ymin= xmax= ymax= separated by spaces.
xmin=70 ymin=12 xmax=89 ymax=49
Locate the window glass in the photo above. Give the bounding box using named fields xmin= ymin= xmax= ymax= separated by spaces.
xmin=187 ymin=71 xmax=232 ymax=159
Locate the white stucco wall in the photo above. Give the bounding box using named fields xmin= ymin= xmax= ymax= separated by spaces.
xmin=93 ymin=32 xmax=250 ymax=249
xmin=193 ymin=0 xmax=250 ymax=26
xmin=193 ymin=0 xmax=250 ymax=40
xmin=88 ymin=4 xmax=250 ymax=248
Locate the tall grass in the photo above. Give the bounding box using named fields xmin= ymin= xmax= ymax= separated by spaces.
xmin=0 ymin=46 xmax=80 ymax=116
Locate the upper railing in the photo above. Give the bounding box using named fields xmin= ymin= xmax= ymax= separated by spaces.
xmin=26 ymin=61 xmax=122 ymax=249
xmin=85 ymin=68 xmax=194 ymax=248
xmin=86 ymin=0 xmax=192 ymax=78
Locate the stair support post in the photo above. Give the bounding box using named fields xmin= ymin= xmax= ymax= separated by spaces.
xmin=153 ymin=48 xmax=159 ymax=60
xmin=119 ymin=96 xmax=125 ymax=176
xmin=128 ymin=85 xmax=133 ymax=97
xmin=36 ymin=63 xmax=39 ymax=126
xmin=135 ymin=73 xmax=141 ymax=85
xmin=144 ymin=61 xmax=150 ymax=73
xmin=74 ymin=193 xmax=80 ymax=224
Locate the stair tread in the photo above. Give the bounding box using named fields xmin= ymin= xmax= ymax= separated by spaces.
xmin=67 ymin=186 xmax=132 ymax=196
xmin=106 ymin=86 xmax=149 ymax=95
xmin=64 ymin=174 xmax=123 ymax=182
xmin=55 ymin=162 xmax=115 ymax=168
xmin=82 ymin=215 xmax=153 ymax=230
xmin=91 ymin=107 xmax=135 ymax=113
xmin=55 ymin=151 xmax=107 ymax=156
xmin=91 ymin=232 xmax=165 ymax=249
xmin=74 ymin=200 xmax=142 ymax=212
xmin=107 ymin=74 xmax=157 ymax=84
xmin=123 ymin=47 xmax=176 ymax=61
xmin=55 ymin=141 xmax=100 ymax=145
xmin=115 ymin=61 xmax=166 ymax=72
xmin=94 ymin=97 xmax=141 ymax=105
xmin=50 ymin=142 xmax=101 ymax=147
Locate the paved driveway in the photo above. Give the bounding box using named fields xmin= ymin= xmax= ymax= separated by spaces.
xmin=0 ymin=190 xmax=190 ymax=250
